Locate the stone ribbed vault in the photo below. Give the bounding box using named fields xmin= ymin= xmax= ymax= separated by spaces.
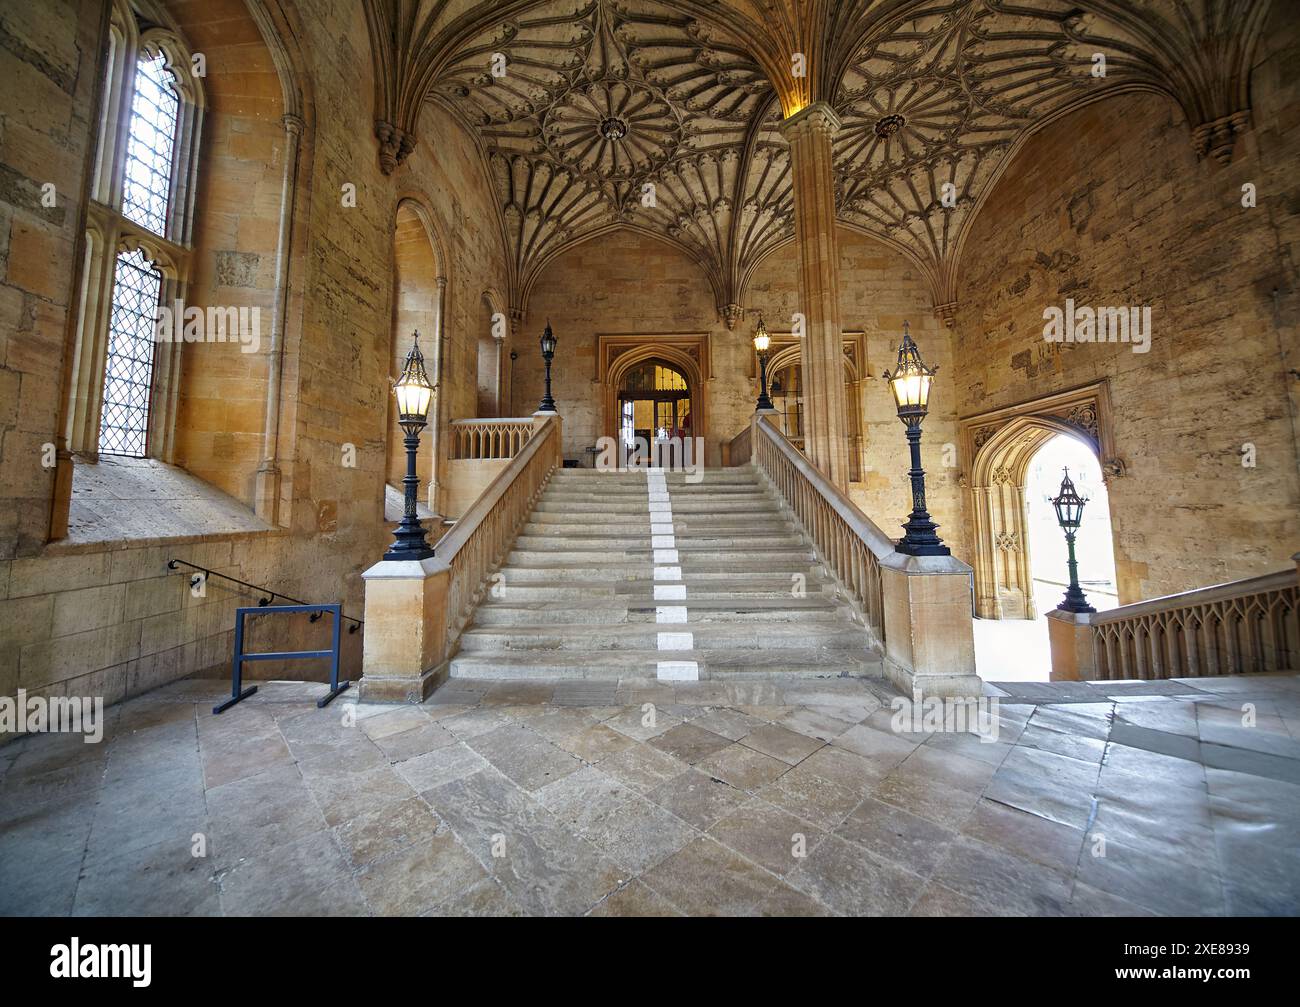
xmin=362 ymin=0 xmax=1271 ymax=325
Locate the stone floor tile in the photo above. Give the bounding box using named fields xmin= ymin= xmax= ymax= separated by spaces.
xmin=641 ymin=836 xmax=806 ymax=916
xmin=646 ymin=768 xmax=748 ymax=830
xmin=776 ymin=706 xmax=857 ymax=742
xmin=603 ymin=704 xmax=682 ymax=741
xmin=427 ymin=876 xmax=526 ymax=916
xmin=598 ymin=742 xmax=689 ymax=794
xmin=206 ymin=763 xmax=327 ymax=865
xmin=787 ymin=833 xmax=926 ymax=915
xmin=695 ymin=742 xmax=790 ymax=792
xmin=436 ymin=707 xmax=512 ymax=740
xmin=588 ymin=879 xmax=684 ymax=917
xmin=534 ymin=765 xmax=634 ymax=833
xmin=708 ymin=798 xmax=825 ymax=876
xmin=648 ymin=722 xmax=734 ymax=764
xmin=425 ymin=768 xmax=626 ymax=915
xmin=218 ymin=829 xmax=368 ymax=916
xmin=830 ymin=723 xmax=916 ymax=773
xmin=357 ymin=829 xmax=488 ymax=915
xmin=74 ymin=838 xmax=219 ymax=916
xmin=334 ymin=794 xmax=441 ymax=868
xmin=930 ymin=835 xmax=1073 ymax=916
xmin=689 ymin=707 xmax=765 ymax=741
xmin=481 ymin=681 xmax=556 ymax=706
xmin=1076 ymin=835 xmax=1225 ymax=915
xmin=371 ymin=722 xmax=456 ymax=763
xmin=465 ymin=723 xmax=583 ymax=791
xmin=908 ymin=881 xmax=995 ymax=916
xmin=837 ymin=796 xmax=956 ymax=876
xmin=583 ymin=794 xmax=697 ymax=873
xmin=740 ymin=722 xmax=825 ymax=765
xmin=756 ymin=764 xmax=863 ymax=832
xmin=1100 ymin=741 xmax=1206 ymax=791
xmin=960 ymin=799 xmax=1085 ymax=876
xmin=359 ymin=706 xmax=432 ymax=741
xmin=553 ymin=723 xmax=636 ymax=764
xmin=398 ymin=743 xmax=493 ymax=796
xmin=306 ymin=762 xmax=416 ymax=827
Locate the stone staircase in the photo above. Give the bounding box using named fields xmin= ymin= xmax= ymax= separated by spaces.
xmin=448 ymin=466 xmax=883 ymax=680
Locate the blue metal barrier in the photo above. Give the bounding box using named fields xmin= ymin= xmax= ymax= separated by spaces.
xmin=214 ymin=603 xmax=350 ymax=714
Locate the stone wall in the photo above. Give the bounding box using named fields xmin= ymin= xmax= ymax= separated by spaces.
xmin=0 ymin=0 xmax=507 ymax=733
xmin=952 ymin=10 xmax=1300 ymax=601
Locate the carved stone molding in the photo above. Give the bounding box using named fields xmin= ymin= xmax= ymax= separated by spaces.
xmin=360 ymin=0 xmax=1272 ymax=313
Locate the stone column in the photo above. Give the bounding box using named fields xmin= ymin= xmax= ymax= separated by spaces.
xmin=778 ymin=102 xmax=851 ymax=490
xmin=256 ymin=112 xmax=305 ymax=523
xmin=427 ymin=274 xmax=448 ymax=516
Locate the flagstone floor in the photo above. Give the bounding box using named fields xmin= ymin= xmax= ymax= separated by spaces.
xmin=1 ymin=672 xmax=1298 ymax=916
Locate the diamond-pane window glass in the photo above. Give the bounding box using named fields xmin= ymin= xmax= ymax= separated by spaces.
xmin=121 ymin=53 xmax=179 ymax=235
xmin=98 ymin=248 xmax=162 ymax=457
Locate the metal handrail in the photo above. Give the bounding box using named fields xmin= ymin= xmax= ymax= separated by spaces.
xmin=167 ymin=558 xmax=362 ymax=633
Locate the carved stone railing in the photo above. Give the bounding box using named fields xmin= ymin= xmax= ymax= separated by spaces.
xmin=1084 ymin=570 xmax=1299 ymax=679
xmin=439 ymin=415 xmax=560 ymax=646
xmin=726 ymin=423 xmax=752 ymax=466
xmin=359 ymin=414 xmax=561 ymax=702
xmin=750 ymin=414 xmax=890 ymax=640
xmin=448 ymin=418 xmax=535 ymax=460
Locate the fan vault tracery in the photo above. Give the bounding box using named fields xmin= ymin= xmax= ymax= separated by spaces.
xmin=361 ymin=0 xmax=1272 ymax=325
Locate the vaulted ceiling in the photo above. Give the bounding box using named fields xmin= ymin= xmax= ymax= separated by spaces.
xmin=362 ymin=0 xmax=1270 ymax=325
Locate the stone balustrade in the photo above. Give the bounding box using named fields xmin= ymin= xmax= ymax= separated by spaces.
xmin=359 ymin=413 xmax=562 ymax=701
xmin=749 ymin=412 xmax=980 ymax=698
xmin=1049 ymin=565 xmax=1300 ymax=681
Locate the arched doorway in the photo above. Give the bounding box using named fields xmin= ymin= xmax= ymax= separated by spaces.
xmin=1024 ymin=433 xmax=1118 ymax=615
xmin=968 ymin=413 xmax=1120 ymax=619
xmin=618 ymin=358 xmax=692 ymax=456
xmin=766 ymin=345 xmax=863 ymax=483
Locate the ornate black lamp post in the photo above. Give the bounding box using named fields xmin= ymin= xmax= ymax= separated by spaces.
xmin=538 ymin=321 xmax=558 ymax=413
xmin=883 ymin=321 xmax=949 ymax=556
xmin=753 ymin=315 xmax=774 ymax=411
xmin=384 ymin=332 xmax=435 ymax=561
xmin=1051 ymin=467 xmax=1095 ymax=613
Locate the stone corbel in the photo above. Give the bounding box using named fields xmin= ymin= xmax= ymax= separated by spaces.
xmin=375 ymin=120 xmax=416 ymax=174
xmin=1101 ymin=456 xmax=1127 ymax=483
xmin=933 ymin=301 xmax=958 ymax=328
xmin=1192 ymin=110 xmax=1251 ymax=165
xmin=720 ymin=302 xmax=743 ymax=330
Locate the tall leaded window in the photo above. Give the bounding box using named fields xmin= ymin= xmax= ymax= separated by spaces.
xmin=100 ymin=248 xmax=163 ymax=456
xmin=73 ymin=11 xmax=202 ymax=462
xmin=121 ymin=53 xmax=179 ymax=236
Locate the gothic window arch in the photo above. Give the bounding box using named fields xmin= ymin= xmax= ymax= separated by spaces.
xmin=69 ymin=1 xmax=204 ymax=461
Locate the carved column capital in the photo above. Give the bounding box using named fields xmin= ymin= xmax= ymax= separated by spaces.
xmin=933 ymin=300 xmax=958 ymax=328
xmin=375 ymin=120 xmax=416 ymax=174
xmin=777 ymin=101 xmax=842 ymax=143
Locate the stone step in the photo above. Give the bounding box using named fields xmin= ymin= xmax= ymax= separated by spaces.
xmin=495 ymin=580 xmax=837 ymax=601
xmin=457 ymin=622 xmax=873 ymax=652
xmin=522 ymin=514 xmax=795 ymax=530
xmin=551 ymin=470 xmax=759 ymax=482
xmin=497 ymin=561 xmax=823 ymax=582
xmin=532 ymin=499 xmax=778 ymax=514
xmin=511 ymin=533 xmax=806 ymax=550
xmin=471 ymin=598 xmax=847 ymax=626
xmin=518 ymin=520 xmax=798 ymax=537
xmin=448 ymin=648 xmax=883 ymax=680
xmin=506 ymin=547 xmax=817 ymax=566
xmin=496 ymin=558 xmax=821 ymax=582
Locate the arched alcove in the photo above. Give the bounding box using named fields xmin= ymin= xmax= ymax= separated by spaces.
xmin=386 ymin=199 xmax=443 ymax=505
